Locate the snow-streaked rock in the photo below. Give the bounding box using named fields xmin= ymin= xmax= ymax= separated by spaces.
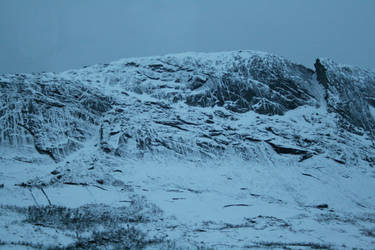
xmin=1 ymin=50 xmax=374 ymax=166
xmin=1 ymin=50 xmax=375 ymax=249
xmin=317 ymin=58 xmax=375 ymax=134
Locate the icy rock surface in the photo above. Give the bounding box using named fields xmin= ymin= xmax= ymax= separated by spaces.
xmin=1 ymin=50 xmax=374 ymax=166
xmin=316 ymin=58 xmax=375 ymax=134
xmin=0 ymin=73 xmax=112 ymax=161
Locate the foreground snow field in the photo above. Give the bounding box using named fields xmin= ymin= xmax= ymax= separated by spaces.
xmin=1 ymin=51 xmax=375 ymax=248
xmin=1 ymin=145 xmax=375 ymax=249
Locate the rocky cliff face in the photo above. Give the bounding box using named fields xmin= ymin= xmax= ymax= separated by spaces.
xmin=0 ymin=50 xmax=374 ymax=167
xmin=0 ymin=74 xmax=112 ymax=161
xmin=315 ymin=58 xmax=375 ymax=134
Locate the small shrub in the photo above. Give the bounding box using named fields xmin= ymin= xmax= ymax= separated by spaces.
xmin=57 ymin=226 xmax=161 ymax=250
xmin=245 ymin=241 xmax=332 ymax=249
xmin=25 ymin=197 xmax=162 ymax=233
xmin=361 ymin=228 xmax=375 ymax=238
xmin=0 ymin=240 xmax=44 ymax=249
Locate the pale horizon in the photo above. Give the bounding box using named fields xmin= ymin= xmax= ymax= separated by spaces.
xmin=1 ymin=0 xmax=374 ymax=73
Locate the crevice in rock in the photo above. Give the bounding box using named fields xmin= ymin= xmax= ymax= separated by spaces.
xmin=265 ymin=140 xmax=308 ymax=155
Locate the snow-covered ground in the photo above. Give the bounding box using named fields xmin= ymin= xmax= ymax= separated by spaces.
xmin=1 ymin=136 xmax=375 ymax=248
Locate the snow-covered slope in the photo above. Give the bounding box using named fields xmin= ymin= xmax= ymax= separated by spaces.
xmin=1 ymin=51 xmax=374 ymax=166
xmin=1 ymin=51 xmax=375 ymax=249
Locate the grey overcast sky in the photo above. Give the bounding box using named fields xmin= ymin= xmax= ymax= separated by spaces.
xmin=0 ymin=0 xmax=374 ymax=73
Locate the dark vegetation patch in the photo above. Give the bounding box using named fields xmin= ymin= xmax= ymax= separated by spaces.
xmin=54 ymin=226 xmax=161 ymax=250
xmin=1 ymin=197 xmax=166 ymax=249
xmin=0 ymin=204 xmax=28 ymax=214
xmin=360 ymin=228 xmax=375 ymax=238
xmin=315 ymin=213 xmax=357 ymax=225
xmin=219 ymin=216 xmax=291 ymax=231
xmin=0 ymin=240 xmax=44 ymax=249
xmin=315 ymin=213 xmax=375 ymax=227
xmin=245 ymin=241 xmax=333 ymax=249
xmin=25 ymin=202 xmax=161 ymax=232
xmin=0 ymin=227 xmax=165 ymax=250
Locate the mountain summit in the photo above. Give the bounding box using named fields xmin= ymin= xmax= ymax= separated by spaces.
xmin=1 ymin=50 xmax=374 ymax=165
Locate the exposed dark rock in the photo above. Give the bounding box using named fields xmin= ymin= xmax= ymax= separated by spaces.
xmin=189 ymin=75 xmax=208 ymax=90
xmin=124 ymin=61 xmax=139 ymax=67
xmin=109 ymin=131 xmax=121 ymax=136
xmin=223 ymin=204 xmax=250 ymax=208
xmin=333 ymin=158 xmax=345 ymax=165
xmin=243 ymin=137 xmax=262 ymax=142
xmin=302 ymin=173 xmax=319 ymax=180
xmin=63 ymin=182 xmax=88 ymax=186
xmin=185 ymin=53 xmax=316 ymax=115
xmin=176 ymin=116 xmax=200 ymax=126
xmin=314 ymin=59 xmax=329 ymax=89
xmin=299 ymin=153 xmax=314 ymax=162
xmin=154 ymin=120 xmax=188 ymax=131
xmin=265 ymin=141 xmax=308 ymax=155
xmin=50 ymin=170 xmax=60 ymax=175
xmin=315 ymin=204 xmax=329 ymax=209
xmin=144 ymin=101 xmax=171 ymax=109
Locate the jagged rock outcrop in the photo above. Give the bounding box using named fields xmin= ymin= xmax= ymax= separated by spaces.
xmin=185 ymin=53 xmax=316 ymax=114
xmin=315 ymin=58 xmax=375 ymax=135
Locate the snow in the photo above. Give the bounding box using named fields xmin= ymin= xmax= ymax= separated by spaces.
xmin=1 ymin=150 xmax=375 ymax=248
xmin=370 ymin=105 xmax=375 ymax=121
xmin=1 ymin=50 xmax=375 ymax=248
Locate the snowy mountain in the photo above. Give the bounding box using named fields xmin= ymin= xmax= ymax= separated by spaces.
xmin=1 ymin=51 xmax=375 ymax=249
